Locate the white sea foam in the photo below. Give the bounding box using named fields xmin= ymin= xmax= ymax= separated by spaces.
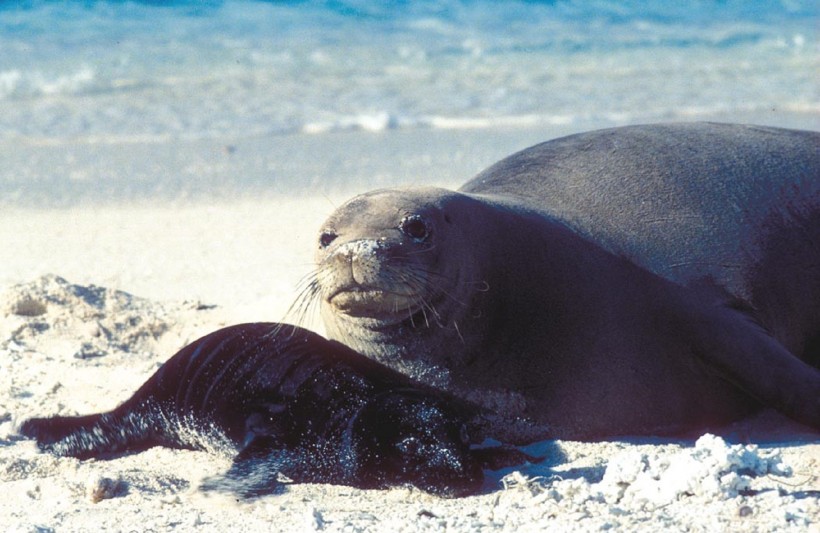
xmin=0 ymin=0 xmax=815 ymax=145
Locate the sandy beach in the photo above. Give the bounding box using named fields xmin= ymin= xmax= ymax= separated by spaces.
xmin=1 ymin=115 xmax=818 ymax=532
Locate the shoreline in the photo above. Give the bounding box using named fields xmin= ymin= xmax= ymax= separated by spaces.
xmin=2 ymin=110 xmax=817 ymax=208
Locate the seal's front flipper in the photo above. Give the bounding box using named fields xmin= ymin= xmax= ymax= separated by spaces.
xmin=472 ymin=446 xmax=544 ymax=471
xmin=201 ymin=436 xmax=289 ymax=498
xmin=689 ymin=302 xmax=820 ymax=431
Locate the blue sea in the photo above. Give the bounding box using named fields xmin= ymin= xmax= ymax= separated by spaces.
xmin=1 ymin=0 xmax=817 ymax=144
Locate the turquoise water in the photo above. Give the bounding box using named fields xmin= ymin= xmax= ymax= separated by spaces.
xmin=1 ymin=0 xmax=817 ymax=142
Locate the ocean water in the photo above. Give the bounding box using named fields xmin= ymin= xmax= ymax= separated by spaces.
xmin=1 ymin=0 xmax=817 ymax=143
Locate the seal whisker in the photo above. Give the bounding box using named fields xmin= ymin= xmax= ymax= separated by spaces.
xmin=393 ymin=264 xmax=486 ymax=297
xmin=380 ymin=270 xmax=438 ymax=329
xmin=410 ymin=275 xmax=473 ymax=311
xmin=452 ymin=321 xmax=465 ymax=344
xmin=401 ymin=245 xmax=437 ymax=257
xmin=474 ymin=280 xmax=490 ymax=292
xmin=282 ymin=271 xmax=322 ymax=331
xmin=379 ymin=266 xmax=473 ymax=330
xmin=414 ymin=301 xmax=431 ymax=328
xmin=380 ymin=267 xmax=449 ymax=328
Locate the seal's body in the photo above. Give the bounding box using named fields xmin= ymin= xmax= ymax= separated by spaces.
xmin=314 ymin=123 xmax=820 ymax=442
xmin=20 ymin=323 xmax=533 ymax=497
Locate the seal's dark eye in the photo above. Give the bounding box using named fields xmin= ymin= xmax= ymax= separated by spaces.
xmin=399 ymin=215 xmax=430 ymax=241
xmin=319 ymin=231 xmax=337 ymax=248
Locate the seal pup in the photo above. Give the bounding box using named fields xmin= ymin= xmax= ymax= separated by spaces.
xmin=310 ymin=122 xmax=820 ymax=443
xmin=19 ymin=323 xmax=536 ymax=497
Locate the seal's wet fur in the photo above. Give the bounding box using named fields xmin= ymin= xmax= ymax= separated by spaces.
xmin=20 ymin=323 xmax=535 ymax=497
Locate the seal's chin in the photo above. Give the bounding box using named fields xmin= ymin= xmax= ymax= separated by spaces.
xmin=329 ymin=287 xmax=420 ymax=318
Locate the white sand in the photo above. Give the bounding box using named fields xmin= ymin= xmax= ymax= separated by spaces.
xmin=1 ymin=121 xmax=818 ymax=531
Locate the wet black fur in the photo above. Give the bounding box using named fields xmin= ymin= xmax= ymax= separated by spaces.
xmin=19 ymin=323 xmax=536 ymax=497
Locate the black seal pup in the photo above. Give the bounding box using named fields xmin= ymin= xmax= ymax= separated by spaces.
xmin=19 ymin=323 xmax=535 ymax=497
xmin=311 ymin=122 xmax=820 ymax=442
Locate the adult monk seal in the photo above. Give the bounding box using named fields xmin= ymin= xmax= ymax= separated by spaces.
xmin=19 ymin=323 xmax=534 ymax=497
xmin=310 ymin=122 xmax=820 ymax=443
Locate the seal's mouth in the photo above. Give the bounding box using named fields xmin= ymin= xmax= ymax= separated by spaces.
xmin=328 ymin=286 xmax=420 ymax=317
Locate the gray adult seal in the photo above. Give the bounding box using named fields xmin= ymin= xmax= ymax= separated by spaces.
xmin=19 ymin=323 xmax=535 ymax=497
xmin=311 ymin=122 xmax=820 ymax=443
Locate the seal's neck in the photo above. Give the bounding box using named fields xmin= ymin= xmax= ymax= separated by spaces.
xmin=321 ymin=304 xmax=460 ymax=388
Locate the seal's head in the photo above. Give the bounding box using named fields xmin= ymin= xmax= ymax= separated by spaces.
xmin=347 ymin=391 xmax=483 ymax=497
xmin=312 ymin=188 xmax=487 ymax=373
xmin=317 ymin=188 xmax=461 ymax=319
